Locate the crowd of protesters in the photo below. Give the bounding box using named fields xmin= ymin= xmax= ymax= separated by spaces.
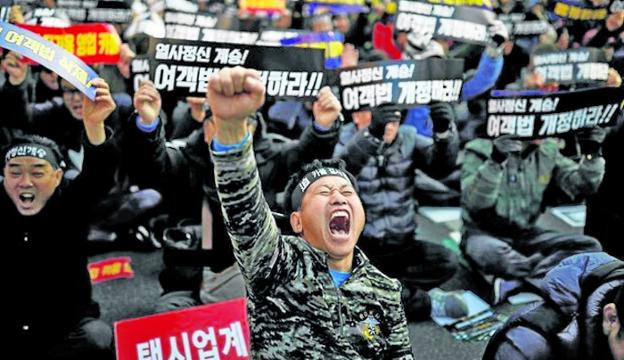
xmin=2 ymin=0 xmax=624 ymax=358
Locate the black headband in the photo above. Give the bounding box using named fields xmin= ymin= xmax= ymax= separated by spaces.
xmin=4 ymin=143 xmax=61 ymax=169
xmin=290 ymin=167 xmax=354 ymax=211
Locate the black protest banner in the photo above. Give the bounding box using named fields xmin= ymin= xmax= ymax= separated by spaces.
xmin=149 ymin=38 xmax=325 ymax=100
xmin=130 ymin=55 xmax=150 ymax=92
xmin=486 ymin=87 xmax=624 ymax=139
xmin=395 ymin=0 xmax=496 ymax=46
xmin=56 ymin=0 xmax=131 ymax=24
xmin=164 ymin=10 xmax=220 ymax=41
xmin=498 ymin=13 xmax=549 ymax=37
xmin=337 ymin=59 xmax=464 ymax=111
xmin=533 ymin=48 xmax=609 ymax=84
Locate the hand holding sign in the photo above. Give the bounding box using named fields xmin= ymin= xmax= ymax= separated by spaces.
xmin=134 ymin=80 xmax=162 ymax=126
xmin=313 ymin=86 xmax=342 ymax=128
xmin=1 ymin=50 xmax=27 ymax=85
xmin=577 ymin=127 xmax=606 ymax=156
xmin=208 ymin=66 xmax=266 ymax=144
xmin=83 ymin=78 xmax=116 ymax=145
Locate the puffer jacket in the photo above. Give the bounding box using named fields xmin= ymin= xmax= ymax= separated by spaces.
xmin=484 ymin=252 xmax=624 ymax=360
xmin=334 ymin=123 xmax=458 ymax=242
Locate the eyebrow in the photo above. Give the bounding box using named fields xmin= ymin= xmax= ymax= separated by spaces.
xmin=7 ymin=163 xmax=47 ymax=168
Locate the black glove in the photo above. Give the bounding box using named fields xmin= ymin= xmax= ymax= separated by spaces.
xmin=369 ymin=104 xmax=401 ymax=139
xmin=429 ymin=101 xmax=454 ymax=133
xmin=577 ymin=127 xmax=606 ymax=156
xmin=491 ymin=135 xmax=523 ymax=163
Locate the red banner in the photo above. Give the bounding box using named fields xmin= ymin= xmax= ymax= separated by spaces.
xmin=88 ymin=256 xmax=134 ymax=284
xmin=115 ymin=298 xmax=251 ymax=360
xmin=17 ymin=23 xmax=120 ymax=64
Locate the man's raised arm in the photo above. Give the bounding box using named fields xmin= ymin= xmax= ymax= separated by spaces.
xmin=207 ymin=67 xmax=285 ymax=290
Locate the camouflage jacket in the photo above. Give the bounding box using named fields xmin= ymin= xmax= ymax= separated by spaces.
xmin=212 ymin=140 xmax=414 ymax=360
xmin=461 ymin=138 xmax=605 ymax=236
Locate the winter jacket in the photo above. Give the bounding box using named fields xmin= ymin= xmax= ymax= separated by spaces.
xmin=484 ymin=252 xmax=624 ymax=360
xmin=212 ymin=140 xmax=414 ymax=359
xmin=461 ymin=138 xmax=605 ymax=237
xmin=334 ymin=123 xmax=458 ymax=242
xmin=2 ymin=131 xmax=118 ymax=356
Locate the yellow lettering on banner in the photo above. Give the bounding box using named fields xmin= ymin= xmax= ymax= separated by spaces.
xmin=427 ymin=0 xmax=492 ymax=8
xmin=122 ymin=262 xmax=133 ymax=274
xmin=45 ymin=34 xmax=75 ymax=53
xmin=97 ymin=32 xmax=119 ymax=55
xmin=568 ymin=6 xmax=589 ymax=19
xmin=5 ymin=30 xmax=25 ymax=46
xmin=595 ymin=8 xmax=607 ymax=20
xmin=89 ymin=267 xmax=100 ymax=280
xmin=554 ymin=2 xmax=569 ymax=17
xmin=76 ymin=32 xmax=97 ymax=57
xmin=59 ymin=56 xmax=88 ymax=86
xmin=102 ymin=262 xmax=121 ymax=276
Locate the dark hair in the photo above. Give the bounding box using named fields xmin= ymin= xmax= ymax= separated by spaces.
xmin=281 ymin=158 xmax=359 ymax=214
xmin=2 ymin=134 xmax=65 ymax=169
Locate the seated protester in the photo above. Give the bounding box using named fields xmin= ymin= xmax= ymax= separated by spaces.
xmin=208 ymin=66 xmax=414 ymax=358
xmin=483 ymin=252 xmax=624 ymax=360
xmin=460 ymin=132 xmax=605 ymax=305
xmin=123 ymin=80 xmax=343 ymax=312
xmin=2 ymin=79 xmax=118 ymax=359
xmin=333 ymin=104 xmax=464 ymax=321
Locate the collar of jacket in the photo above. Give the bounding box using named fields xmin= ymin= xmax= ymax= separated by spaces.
xmin=297 ymin=236 xmax=371 ymax=276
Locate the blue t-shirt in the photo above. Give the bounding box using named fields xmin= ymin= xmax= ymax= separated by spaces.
xmin=329 ymin=269 xmax=351 ymax=288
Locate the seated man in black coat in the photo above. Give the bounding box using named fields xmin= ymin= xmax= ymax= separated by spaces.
xmin=1 ymin=78 xmax=118 ymax=360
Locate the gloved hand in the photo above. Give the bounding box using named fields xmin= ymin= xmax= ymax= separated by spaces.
xmin=429 ymin=101 xmax=454 ymax=133
xmin=577 ymin=127 xmax=606 ymax=156
xmin=489 ymin=20 xmax=509 ymax=48
xmin=369 ymin=104 xmax=401 ymax=139
xmin=486 ymin=20 xmax=509 ymax=57
xmin=491 ymin=135 xmax=523 ymax=163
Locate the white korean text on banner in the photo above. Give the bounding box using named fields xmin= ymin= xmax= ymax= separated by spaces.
xmin=131 ymin=55 xmax=151 ymax=92
xmin=115 ymin=298 xmax=250 ymax=360
xmin=486 ymin=87 xmax=624 ymax=139
xmin=337 ymin=58 xmax=464 ymax=111
xmin=533 ymin=48 xmax=609 ymax=84
xmin=55 ymin=0 xmax=132 ymax=24
xmin=149 ymin=38 xmax=325 ymax=99
xmin=395 ymin=0 xmax=497 ymax=46
xmin=498 ymin=13 xmax=549 ymax=37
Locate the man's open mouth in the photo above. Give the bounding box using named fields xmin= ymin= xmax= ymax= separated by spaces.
xmin=329 ymin=210 xmax=350 ymax=235
xmin=19 ymin=193 xmax=35 ymax=204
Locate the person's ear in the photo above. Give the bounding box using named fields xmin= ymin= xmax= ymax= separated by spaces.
xmin=290 ymin=211 xmax=303 ymax=234
xmin=603 ymin=303 xmax=619 ymax=335
xmin=53 ymin=168 xmax=63 ymax=187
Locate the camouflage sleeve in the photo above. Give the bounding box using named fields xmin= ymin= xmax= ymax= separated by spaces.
xmin=461 ymin=140 xmax=504 ymax=211
xmin=211 ymin=139 xmax=287 ymax=292
xmin=552 ymin=149 xmax=605 ymax=201
xmin=386 ymin=282 xmax=415 ymax=360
